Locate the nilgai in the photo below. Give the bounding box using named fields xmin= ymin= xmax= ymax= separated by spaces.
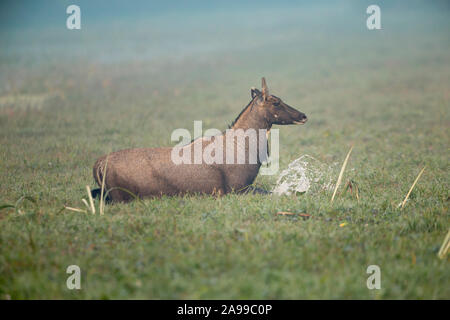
xmin=92 ymin=78 xmax=307 ymax=202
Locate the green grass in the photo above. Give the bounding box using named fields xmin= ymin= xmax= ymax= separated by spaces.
xmin=0 ymin=4 xmax=449 ymax=299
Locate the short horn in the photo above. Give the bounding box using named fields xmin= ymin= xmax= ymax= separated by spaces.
xmin=261 ymin=77 xmax=269 ymax=99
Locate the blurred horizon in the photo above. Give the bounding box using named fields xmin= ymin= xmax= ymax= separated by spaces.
xmin=0 ymin=1 xmax=449 ymax=112
xmin=1 ymin=1 xmax=449 ymax=65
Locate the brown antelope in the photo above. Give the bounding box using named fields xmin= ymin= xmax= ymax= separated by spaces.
xmin=91 ymin=78 xmax=307 ymax=202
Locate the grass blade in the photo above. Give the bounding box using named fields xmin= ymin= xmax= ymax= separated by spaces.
xmin=64 ymin=206 xmax=87 ymax=213
xmin=14 ymin=196 xmax=37 ymax=215
xmin=401 ymin=166 xmax=426 ymax=209
xmin=99 ymin=155 xmax=109 ymax=216
xmin=0 ymin=204 xmax=15 ymax=211
xmin=331 ymin=145 xmax=354 ymax=203
xmin=86 ymin=185 xmax=96 ymax=214
xmin=437 ymin=229 xmax=450 ymax=259
xmin=81 ymin=199 xmax=91 ymax=211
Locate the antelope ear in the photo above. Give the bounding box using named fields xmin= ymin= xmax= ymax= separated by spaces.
xmin=251 ymin=87 xmax=261 ymax=99
xmin=261 ymin=77 xmax=269 ymax=100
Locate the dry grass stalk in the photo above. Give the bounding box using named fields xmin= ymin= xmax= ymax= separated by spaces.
xmin=64 ymin=186 xmax=96 ymax=215
xmin=99 ymin=156 xmax=109 ymax=216
xmin=331 ymin=145 xmax=354 ymax=203
xmin=81 ymin=199 xmax=90 ymax=211
xmin=86 ymin=185 xmax=96 ymax=214
xmin=276 ymin=212 xmax=311 ymax=219
xmin=64 ymin=206 xmax=87 ymax=213
xmin=276 ymin=211 xmax=295 ymax=215
xmin=401 ymin=166 xmax=426 ymax=209
xmin=438 ymin=229 xmax=450 ymax=259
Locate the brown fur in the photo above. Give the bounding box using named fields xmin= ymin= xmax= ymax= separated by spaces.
xmin=92 ymin=78 xmax=307 ymax=202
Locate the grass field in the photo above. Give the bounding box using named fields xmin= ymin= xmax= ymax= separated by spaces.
xmin=0 ymin=2 xmax=449 ymax=299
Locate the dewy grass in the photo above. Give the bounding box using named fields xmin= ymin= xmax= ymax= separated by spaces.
xmin=0 ymin=5 xmax=448 ymax=298
xmin=0 ymin=196 xmax=37 ymax=215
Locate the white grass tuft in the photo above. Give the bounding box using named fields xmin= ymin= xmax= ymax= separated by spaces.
xmin=272 ymin=155 xmax=334 ymax=195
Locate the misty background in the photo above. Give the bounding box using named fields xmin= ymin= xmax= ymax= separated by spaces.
xmin=1 ymin=1 xmax=449 ymax=65
xmin=0 ymin=0 xmax=449 ymax=142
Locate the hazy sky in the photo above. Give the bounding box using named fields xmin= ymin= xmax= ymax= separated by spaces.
xmin=1 ymin=0 xmax=448 ymax=30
